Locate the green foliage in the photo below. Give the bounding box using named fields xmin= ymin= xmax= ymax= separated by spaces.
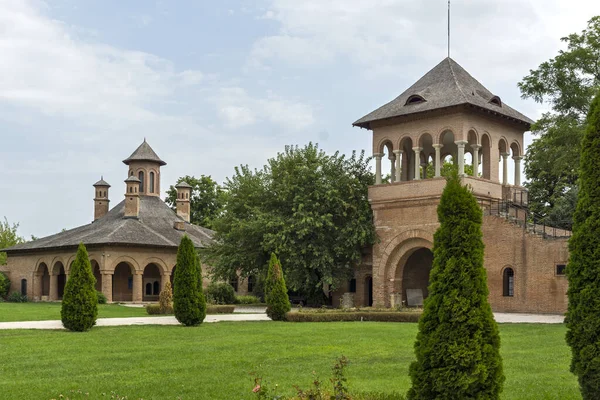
xmin=165 ymin=175 xmax=223 ymax=229
xmin=61 ymin=243 xmax=98 ymax=332
xmin=407 ymin=175 xmax=504 ymax=399
xmin=96 ymin=291 xmax=107 ymax=304
xmin=0 ymin=271 xmax=11 ymax=298
xmin=424 ymin=158 xmax=474 ymax=179
xmin=196 ymin=253 xmax=207 ymax=323
xmin=145 ymin=304 xmax=163 ymax=315
xmin=207 ymin=305 xmax=235 ymax=314
xmin=566 ymin=92 xmax=600 ymax=399
xmin=206 ymin=143 xmax=376 ymax=303
xmin=265 ymin=253 xmax=291 ymax=321
xmin=7 ymin=291 xmax=28 ymax=303
xmin=236 ymin=295 xmax=262 ymax=304
xmin=0 ymin=217 xmax=25 ymax=265
xmin=205 ymin=282 xmax=236 ymax=304
xmin=173 ymin=235 xmax=204 ymax=326
xmin=519 ymin=17 xmax=600 ymax=226
xmin=159 ymin=281 xmax=174 ymax=314
xmin=285 ymin=312 xmax=420 ymax=323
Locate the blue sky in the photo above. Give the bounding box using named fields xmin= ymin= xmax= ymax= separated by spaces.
xmin=2 ymin=0 xmax=600 ymax=238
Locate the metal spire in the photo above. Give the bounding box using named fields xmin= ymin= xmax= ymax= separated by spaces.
xmin=448 ymin=0 xmax=451 ymax=58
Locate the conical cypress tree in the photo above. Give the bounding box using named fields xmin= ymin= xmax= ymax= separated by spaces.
xmin=265 ymin=253 xmax=291 ymax=321
xmin=408 ymin=174 xmax=504 ymax=399
xmin=61 ymin=243 xmax=98 ymax=331
xmin=566 ymin=92 xmax=600 ymax=399
xmin=173 ymin=235 xmax=202 ymax=326
xmin=196 ymin=252 xmax=207 ymax=323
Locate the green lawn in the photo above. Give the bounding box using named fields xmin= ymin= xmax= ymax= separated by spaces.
xmin=0 ymin=302 xmax=152 ymax=322
xmin=0 ymin=322 xmax=579 ymax=400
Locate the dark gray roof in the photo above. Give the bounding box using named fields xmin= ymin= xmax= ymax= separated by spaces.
xmin=125 ymin=175 xmax=141 ymax=183
xmin=3 ymin=196 xmax=214 ymax=254
xmin=175 ymin=181 xmax=192 ymax=189
xmin=353 ymin=57 xmax=534 ymax=129
xmin=123 ymin=140 xmax=167 ymax=166
xmin=93 ymin=177 xmax=110 ymax=187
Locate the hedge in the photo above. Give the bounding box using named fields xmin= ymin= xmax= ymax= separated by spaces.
xmin=286 ymin=311 xmax=421 ymax=323
xmin=207 ymin=305 xmax=235 ymax=314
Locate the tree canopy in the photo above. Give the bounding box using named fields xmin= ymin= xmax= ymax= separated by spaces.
xmin=0 ymin=217 xmax=24 ymax=265
xmin=519 ymin=16 xmax=600 ymax=229
xmin=165 ymin=175 xmax=223 ymax=229
xmin=205 ymin=143 xmax=376 ymax=304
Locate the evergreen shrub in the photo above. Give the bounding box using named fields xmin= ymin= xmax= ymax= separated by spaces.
xmin=0 ymin=272 xmax=10 ymax=298
xmin=235 ymin=295 xmax=261 ymax=304
xmin=61 ymin=243 xmax=98 ymax=332
xmin=205 ymin=282 xmax=236 ymax=304
xmin=96 ymin=291 xmax=107 ymax=304
xmin=7 ymin=291 xmax=28 ymax=303
xmin=207 ymin=305 xmax=235 ymax=314
xmin=146 ymin=304 xmax=162 ymax=315
xmin=173 ymin=235 xmax=204 ymax=326
xmin=265 ymin=253 xmax=291 ymax=321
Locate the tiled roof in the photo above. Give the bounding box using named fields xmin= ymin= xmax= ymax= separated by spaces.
xmin=122 ymin=140 xmax=167 ymax=166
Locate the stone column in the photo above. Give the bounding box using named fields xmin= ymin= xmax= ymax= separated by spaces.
xmin=133 ymin=272 xmax=143 ymax=303
xmin=374 ymin=153 xmax=383 ymax=185
xmin=513 ymin=156 xmax=523 ymax=186
xmin=421 ymin=162 xmax=429 ymax=179
xmin=455 ymin=140 xmax=468 ymax=176
xmin=393 ymin=150 xmax=402 ymax=182
xmin=101 ymin=272 xmax=113 ymax=303
xmin=472 ymin=145 xmax=481 ymax=177
xmin=49 ymin=273 xmax=58 ymax=301
xmin=161 ymin=273 xmax=170 ymax=292
xmin=35 ymin=273 xmax=43 ymax=301
xmin=433 ymin=144 xmax=442 ymax=178
xmin=501 ymin=153 xmax=510 ymax=185
xmin=412 ymin=147 xmax=422 ymax=180
xmin=389 ymin=154 xmax=396 ymax=183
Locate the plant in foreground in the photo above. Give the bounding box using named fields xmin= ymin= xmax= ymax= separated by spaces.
xmin=61 ymin=242 xmax=98 ymax=331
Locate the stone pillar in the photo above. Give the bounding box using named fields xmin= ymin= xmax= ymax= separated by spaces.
xmin=161 ymin=273 xmax=170 ymax=291
xmin=133 ymin=272 xmax=143 ymax=303
xmin=393 ymin=150 xmax=402 ymax=182
xmin=472 ymin=145 xmax=481 ymax=177
xmin=412 ymin=147 xmax=422 ymax=180
xmin=421 ymin=162 xmax=429 ymax=179
xmin=433 ymin=144 xmax=442 ymax=178
xmin=513 ymin=156 xmax=523 ymax=186
xmin=49 ymin=273 xmax=58 ymax=301
xmin=101 ymin=272 xmax=113 ymax=303
xmin=35 ymin=273 xmax=43 ymax=301
xmin=455 ymin=140 xmax=468 ymax=176
xmin=374 ymin=153 xmax=383 ymax=185
xmin=389 ymin=154 xmax=396 ymax=183
xmin=501 ymin=153 xmax=510 ymax=185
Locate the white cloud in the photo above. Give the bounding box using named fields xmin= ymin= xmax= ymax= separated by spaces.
xmin=178 ymin=70 xmax=204 ymax=86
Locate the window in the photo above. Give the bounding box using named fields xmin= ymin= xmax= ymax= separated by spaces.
xmin=145 ymin=283 xmax=152 ymax=295
xmin=349 ymin=279 xmax=356 ymax=293
xmin=138 ymin=171 xmax=145 ymax=193
xmin=21 ymin=279 xmax=27 ymax=296
xmin=405 ymin=95 xmax=426 ymax=105
xmin=489 ymin=96 xmax=502 ymax=107
xmin=556 ymin=264 xmax=566 ymax=276
xmin=128 ymin=277 xmax=133 ymax=290
xmin=503 ymin=268 xmax=514 ymax=297
xmin=248 ymin=275 xmax=255 ymax=293
xmin=150 ymin=172 xmax=155 ymax=193
xmin=153 ymin=281 xmax=160 ymax=295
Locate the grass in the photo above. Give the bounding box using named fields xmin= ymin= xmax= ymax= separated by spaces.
xmin=0 ymin=302 xmax=152 ymax=322
xmin=0 ymin=322 xmax=579 ymax=400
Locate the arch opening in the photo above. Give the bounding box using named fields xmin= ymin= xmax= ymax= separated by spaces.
xmin=481 ymin=134 xmax=491 ymax=180
xmin=37 ymin=263 xmax=50 ymax=298
xmin=92 ymin=260 xmax=102 ymax=292
xmin=113 ymin=262 xmax=133 ymax=302
xmin=364 ymin=276 xmax=373 ymax=306
xmin=53 ymin=262 xmax=66 ymax=300
xmin=143 ymin=263 xmax=162 ymax=301
xmin=399 ymin=248 xmax=433 ymax=306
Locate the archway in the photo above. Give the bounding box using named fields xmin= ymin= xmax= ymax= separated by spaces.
xmin=113 ymin=262 xmax=133 ymax=302
xmin=91 ymin=260 xmax=102 ymax=292
xmin=143 ymin=263 xmax=162 ymax=301
xmin=52 ymin=262 xmax=66 ymax=300
xmin=399 ymin=137 xmax=414 ymax=181
xmin=481 ymin=134 xmax=491 ymax=180
xmin=364 ymin=276 xmax=373 ymax=306
xmin=400 ymin=248 xmax=434 ymax=306
xmin=37 ymin=263 xmax=50 ymax=298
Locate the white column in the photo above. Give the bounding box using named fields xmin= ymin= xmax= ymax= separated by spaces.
xmin=513 ymin=156 xmax=523 ymax=186
xmin=412 ymin=147 xmax=422 ymax=180
xmin=433 ymin=144 xmax=442 ymax=178
xmin=455 ymin=140 xmax=468 ymax=176
xmin=501 ymin=153 xmax=510 ymax=185
xmin=374 ymin=153 xmax=383 ymax=185
xmin=421 ymin=163 xmax=429 ymax=179
xmin=389 ymin=154 xmax=396 ymax=183
xmin=471 ymin=145 xmax=481 ymax=178
xmin=393 ymin=150 xmax=402 ymax=182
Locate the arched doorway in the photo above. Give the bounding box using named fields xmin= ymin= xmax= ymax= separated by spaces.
xmin=401 ymin=248 xmax=434 ymax=306
xmin=91 ymin=260 xmax=102 ymax=292
xmin=143 ymin=263 xmax=162 ymax=301
xmin=52 ymin=262 xmax=66 ymax=300
xmin=364 ymin=276 xmax=373 ymax=306
xmin=37 ymin=263 xmax=50 ymax=299
xmin=113 ymin=262 xmax=133 ymax=302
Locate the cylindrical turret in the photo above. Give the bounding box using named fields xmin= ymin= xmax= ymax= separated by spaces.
xmin=93 ymin=177 xmax=111 ymax=221
xmin=175 ymin=181 xmax=192 ymax=223
xmin=124 ymin=175 xmax=141 ymax=219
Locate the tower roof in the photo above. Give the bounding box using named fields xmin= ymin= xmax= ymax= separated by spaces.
xmin=93 ymin=177 xmax=110 ymax=187
xmin=175 ymin=181 xmax=192 ymax=189
xmin=122 ymin=139 xmax=167 ymax=166
xmin=125 ymin=175 xmax=141 ymax=183
xmin=353 ymin=57 xmax=534 ymax=130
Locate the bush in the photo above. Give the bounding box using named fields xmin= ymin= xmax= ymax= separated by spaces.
xmin=207 ymin=305 xmax=235 ymax=314
xmin=205 ymin=282 xmax=236 ymax=305
xmin=173 ymin=235 xmax=204 ymax=326
xmin=61 ymin=243 xmax=98 ymax=332
xmin=96 ymin=291 xmax=107 ymax=304
xmin=285 ymin=311 xmax=420 ymax=323
xmin=7 ymin=291 xmax=28 ymax=303
xmin=407 ymin=174 xmax=503 ymax=399
xmin=159 ymin=281 xmax=174 ymax=314
xmin=235 ymin=295 xmax=261 ymax=304
xmin=0 ymin=272 xmax=10 ymax=298
xmin=146 ymin=304 xmax=163 ymax=315
xmin=265 ymin=253 xmax=291 ymax=321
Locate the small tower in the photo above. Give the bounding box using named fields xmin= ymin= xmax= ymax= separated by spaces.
xmin=124 ymin=175 xmax=141 ymax=219
xmin=122 ymin=139 xmax=167 ymax=197
xmin=175 ymin=181 xmax=192 ymax=223
xmin=93 ymin=177 xmax=111 ymax=221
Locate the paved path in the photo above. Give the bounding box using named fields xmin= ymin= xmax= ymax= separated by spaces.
xmin=493 ymin=312 xmax=564 ymax=324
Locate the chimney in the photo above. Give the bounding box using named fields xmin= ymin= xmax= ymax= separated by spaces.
xmin=175 ymin=181 xmax=192 ymax=223
xmin=93 ymin=177 xmax=111 ymax=221
xmin=124 ymin=175 xmax=141 ymax=219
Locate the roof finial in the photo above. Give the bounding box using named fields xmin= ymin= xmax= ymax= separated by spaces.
xmin=144 ymin=137 xmax=146 ymax=143
xmin=447 ymin=0 xmax=451 ymax=58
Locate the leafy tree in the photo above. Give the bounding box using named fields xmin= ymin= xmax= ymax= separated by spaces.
xmin=408 ymin=174 xmax=504 ymax=399
xmin=173 ymin=235 xmax=204 ymax=326
xmin=566 ymin=92 xmax=600 ymax=399
xmin=165 ymin=175 xmax=223 ymax=229
xmin=61 ymin=243 xmax=98 ymax=332
xmin=519 ymin=16 xmax=600 ymax=226
xmin=195 ymin=251 xmax=207 ymax=322
xmin=265 ymin=253 xmax=291 ymax=321
xmin=205 ymin=143 xmax=376 ymax=304
xmin=425 ymin=158 xmax=474 ymax=178
xmin=0 ymin=217 xmax=25 ymax=265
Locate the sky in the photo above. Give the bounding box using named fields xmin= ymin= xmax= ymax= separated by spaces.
xmin=1 ymin=0 xmax=600 ymax=239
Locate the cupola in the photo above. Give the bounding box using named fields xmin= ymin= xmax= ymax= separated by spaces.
xmin=93 ymin=177 xmax=111 ymax=221
xmin=175 ymin=181 xmax=192 ymax=223
xmin=124 ymin=175 xmax=141 ymax=219
xmin=123 ymin=139 xmax=166 ymax=197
